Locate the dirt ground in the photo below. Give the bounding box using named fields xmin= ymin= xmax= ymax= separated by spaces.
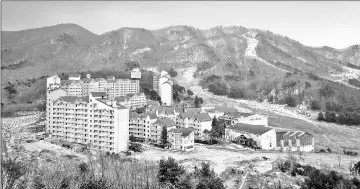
xmin=21 ymin=140 xmax=88 ymax=161
xmin=134 ymin=144 xmax=360 ymax=176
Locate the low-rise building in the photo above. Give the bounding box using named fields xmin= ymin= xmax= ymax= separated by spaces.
xmin=69 ymin=74 xmax=81 ymax=81
xmin=150 ymin=118 xmax=176 ymax=144
xmin=176 ymin=112 xmax=212 ymax=140
xmin=153 ymin=107 xmax=184 ymax=121
xmin=225 ymin=123 xmax=276 ymax=150
xmin=274 ymin=128 xmax=314 ymax=152
xmin=115 ymin=93 xmax=146 ymax=109
xmin=168 ymin=128 xmax=195 ymax=151
xmin=129 ymin=112 xmax=158 ymax=142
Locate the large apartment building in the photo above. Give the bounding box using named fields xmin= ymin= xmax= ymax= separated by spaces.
xmin=46 ymin=76 xmax=130 ymax=153
xmin=60 ymin=74 xmax=140 ymax=98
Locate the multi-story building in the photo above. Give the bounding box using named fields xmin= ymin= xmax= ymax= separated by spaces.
xmin=150 ymin=118 xmax=176 ymax=144
xmin=46 ymin=83 xmax=130 ymax=153
xmin=158 ymin=71 xmax=173 ymax=106
xmin=60 ymin=75 xmax=140 ymax=99
xmin=168 ymin=128 xmax=195 ymax=151
xmin=153 ymin=106 xmax=184 ymax=121
xmin=115 ymin=93 xmax=147 ymax=109
xmin=61 ymin=80 xmax=84 ymax=97
xmin=153 ymin=73 xmax=160 ymax=93
xmin=176 ymin=112 xmax=212 ymax=140
xmin=69 ymin=73 xmax=81 ymax=80
xmin=47 ymin=75 xmax=61 ymax=90
xmin=225 ymin=123 xmax=276 ymax=150
xmin=129 ymin=112 xmax=158 ymax=142
xmin=131 ymin=67 xmax=141 ymax=79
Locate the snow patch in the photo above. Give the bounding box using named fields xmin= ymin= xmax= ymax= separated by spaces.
xmin=242 ymin=32 xmax=287 ymax=72
xmin=130 ymin=47 xmax=151 ymax=57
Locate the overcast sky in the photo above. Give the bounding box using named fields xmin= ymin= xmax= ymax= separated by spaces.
xmin=2 ymin=1 xmax=360 ymax=49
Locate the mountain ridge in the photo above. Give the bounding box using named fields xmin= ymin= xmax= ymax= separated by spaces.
xmin=1 ymin=23 xmax=360 ymax=86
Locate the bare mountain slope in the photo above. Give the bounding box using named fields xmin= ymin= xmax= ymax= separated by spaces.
xmin=1 ymin=24 xmax=359 ymax=86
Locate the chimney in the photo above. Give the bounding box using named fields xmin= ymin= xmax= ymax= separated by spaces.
xmin=86 ymin=74 xmax=91 ymax=79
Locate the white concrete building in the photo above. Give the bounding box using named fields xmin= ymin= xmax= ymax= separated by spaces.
xmin=115 ymin=93 xmax=147 ymax=109
xmin=46 ymin=89 xmax=130 ymax=153
xmin=150 ymin=118 xmax=176 ymax=144
xmin=131 ymin=67 xmax=141 ymax=79
xmin=69 ymin=74 xmax=81 ymax=80
xmin=225 ymin=123 xmax=276 ymax=150
xmin=274 ymin=128 xmax=315 ymax=152
xmin=158 ymin=71 xmax=173 ymax=106
xmin=168 ymin=128 xmax=195 ymax=151
xmin=129 ymin=112 xmax=158 ymax=142
xmin=176 ymin=112 xmax=212 ymax=140
xmin=47 ymin=75 xmax=61 ymax=90
xmin=60 ymin=75 xmax=140 ymax=98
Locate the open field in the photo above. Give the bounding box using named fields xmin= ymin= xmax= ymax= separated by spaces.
xmin=187 ymin=84 xmax=360 ymax=152
xmin=134 ymin=144 xmax=360 ymax=176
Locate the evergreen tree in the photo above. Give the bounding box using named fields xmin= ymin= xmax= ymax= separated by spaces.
xmin=161 ymin=126 xmax=168 ymax=148
xmin=317 ymin=112 xmax=325 ymax=121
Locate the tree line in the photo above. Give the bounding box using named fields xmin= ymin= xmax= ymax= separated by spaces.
xmin=1 ymin=155 xmax=226 ymax=189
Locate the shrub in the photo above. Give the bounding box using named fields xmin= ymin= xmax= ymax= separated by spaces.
xmin=158 ymin=157 xmax=185 ymax=185
xmin=129 ymin=142 xmax=143 ymax=152
xmin=310 ymin=99 xmax=321 ymax=110
xmin=285 ymin=96 xmax=297 ymax=107
xmin=228 ymin=87 xmax=247 ymax=99
xmin=317 ymin=112 xmax=325 ymax=121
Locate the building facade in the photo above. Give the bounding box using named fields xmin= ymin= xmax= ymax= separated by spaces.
xmin=176 ymin=112 xmax=212 ymax=140
xmin=46 ymin=82 xmax=130 ymax=153
xmin=225 ymin=123 xmax=276 ymax=150
xmin=129 ymin=113 xmax=158 ymax=142
xmin=60 ymin=75 xmax=140 ymax=98
xmin=150 ymin=118 xmax=176 ymax=144
xmin=156 ymin=71 xmax=173 ymax=106
xmin=275 ymin=129 xmax=314 ymax=152
xmin=168 ymin=128 xmax=195 ymax=151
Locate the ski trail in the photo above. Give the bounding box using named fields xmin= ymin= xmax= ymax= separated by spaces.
xmin=242 ymin=31 xmax=287 ymax=72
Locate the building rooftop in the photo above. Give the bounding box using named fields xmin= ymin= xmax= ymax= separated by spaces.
xmin=169 ymin=128 xmax=195 ymax=137
xmin=147 ymin=100 xmax=160 ymax=106
xmin=156 ymin=118 xmax=175 ymax=127
xmin=114 ymin=96 xmax=128 ymax=102
xmin=130 ymin=112 xmax=138 ymax=119
xmin=215 ymin=106 xmax=238 ymax=114
xmin=179 ymin=112 xmax=195 ymax=119
xmin=91 ymin=92 xmax=107 ymax=98
xmin=155 ymin=107 xmax=184 ymax=115
xmin=140 ymin=113 xmax=158 ymax=120
xmin=57 ymin=96 xmax=89 ymax=103
xmin=223 ymin=112 xmax=255 ymax=119
xmin=227 ymin=123 xmax=273 ymax=135
xmin=126 ymin=93 xmax=144 ymax=98
xmin=107 ymin=76 xmax=115 ymax=80
xmin=193 ymin=113 xmax=212 ymax=122
xmin=185 ymin=107 xmax=203 ymax=113
xmin=69 ymin=74 xmax=81 ymax=77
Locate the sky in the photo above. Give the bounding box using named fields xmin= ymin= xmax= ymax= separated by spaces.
xmin=2 ymin=1 xmax=360 ymax=49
